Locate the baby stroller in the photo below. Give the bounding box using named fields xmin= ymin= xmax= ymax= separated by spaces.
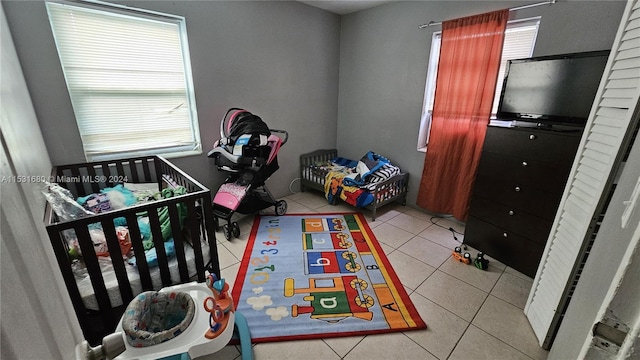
xmin=208 ymin=108 xmax=288 ymax=240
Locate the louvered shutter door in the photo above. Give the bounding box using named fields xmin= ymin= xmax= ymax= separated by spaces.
xmin=524 ymin=0 xmax=640 ymax=348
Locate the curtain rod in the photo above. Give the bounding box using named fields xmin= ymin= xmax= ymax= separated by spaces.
xmin=418 ymin=0 xmax=556 ymax=29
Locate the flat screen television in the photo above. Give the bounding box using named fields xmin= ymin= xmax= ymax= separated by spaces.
xmin=496 ymin=50 xmax=610 ymax=126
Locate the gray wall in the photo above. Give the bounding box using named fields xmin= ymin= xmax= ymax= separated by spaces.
xmin=337 ymin=0 xmax=626 ymax=207
xmin=2 ymin=0 xmax=627 ymax=205
xmin=2 ymin=0 xmax=341 ymax=197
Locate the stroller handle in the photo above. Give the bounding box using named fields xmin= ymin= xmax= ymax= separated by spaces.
xmin=269 ymin=129 xmax=289 ymax=145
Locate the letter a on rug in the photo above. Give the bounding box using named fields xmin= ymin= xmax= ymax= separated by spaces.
xmin=231 ymin=213 xmax=427 ymax=343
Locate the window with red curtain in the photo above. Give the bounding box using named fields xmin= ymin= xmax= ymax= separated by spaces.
xmin=416 ymin=9 xmax=509 ymax=221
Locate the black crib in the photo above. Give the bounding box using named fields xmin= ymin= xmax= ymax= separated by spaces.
xmin=44 ymin=156 xmax=219 ymax=345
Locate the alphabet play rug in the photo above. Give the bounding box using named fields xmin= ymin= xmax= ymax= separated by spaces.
xmin=231 ymin=213 xmax=426 ymax=343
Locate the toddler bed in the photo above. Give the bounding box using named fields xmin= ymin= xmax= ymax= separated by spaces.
xmin=43 ymin=156 xmax=219 ymax=345
xmin=299 ymin=149 xmax=409 ymax=220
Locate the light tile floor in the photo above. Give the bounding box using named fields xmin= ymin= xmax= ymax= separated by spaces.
xmin=204 ymin=191 xmax=548 ymax=360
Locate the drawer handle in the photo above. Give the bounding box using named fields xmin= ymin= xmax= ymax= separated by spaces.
xmin=508 ymin=210 xmax=515 ymax=216
xmin=503 ymin=232 xmax=509 ymax=238
xmin=515 ymin=186 xmax=521 ymax=192
xmin=522 ymin=161 xmax=528 ymax=167
xmin=529 ymin=134 xmax=537 ymax=140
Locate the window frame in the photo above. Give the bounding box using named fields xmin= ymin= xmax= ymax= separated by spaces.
xmin=46 ymin=0 xmax=202 ymax=162
xmin=417 ymin=17 xmax=541 ymax=152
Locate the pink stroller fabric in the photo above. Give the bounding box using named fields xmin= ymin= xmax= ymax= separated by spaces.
xmin=213 ymin=183 xmax=250 ymax=211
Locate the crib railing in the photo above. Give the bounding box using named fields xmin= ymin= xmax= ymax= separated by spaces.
xmin=44 ymin=156 xmax=218 ymax=345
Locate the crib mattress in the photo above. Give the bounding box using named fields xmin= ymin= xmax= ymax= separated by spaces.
xmin=76 ymin=242 xmax=210 ymax=311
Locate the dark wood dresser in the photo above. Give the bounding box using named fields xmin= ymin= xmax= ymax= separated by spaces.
xmin=464 ymin=122 xmax=584 ymax=277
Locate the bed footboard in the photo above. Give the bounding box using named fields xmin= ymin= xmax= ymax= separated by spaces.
xmin=368 ymin=173 xmax=409 ymax=221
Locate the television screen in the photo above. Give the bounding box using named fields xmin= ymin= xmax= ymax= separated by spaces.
xmin=497 ymin=50 xmax=609 ymax=126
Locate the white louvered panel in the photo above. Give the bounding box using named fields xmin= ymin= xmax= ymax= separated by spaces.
xmin=590 ymin=125 xmax=625 ymax=139
xmin=586 ymin=134 xmax=620 ymax=154
xmin=563 ymin=198 xmax=587 ymax=224
xmin=526 ymin=0 xmax=640 ymax=348
xmin=533 ymin=269 xmax=559 ymax=307
xmin=600 ymin=97 xmax=633 ymax=108
xmin=544 ymin=247 xmax=572 ymax=278
xmin=558 ymin=216 xmax=582 ymax=245
xmin=544 ymin=258 xmax=567 ymax=286
xmin=612 ymin=56 xmax=640 ymax=70
xmin=583 ymin=138 xmax=615 ymax=156
xmin=610 ymin=68 xmax=640 ymax=80
xmin=577 ymin=161 xmax=607 ymax=182
xmin=582 ymin=147 xmax=612 ymax=164
xmin=607 ymin=77 xmax=639 ymax=88
xmin=569 ymin=182 xmax=595 ymax=206
xmin=579 ymin=155 xmax=608 ymax=174
xmin=559 ymin=212 xmax=581 ymax=236
xmin=618 ymin=37 xmax=640 ymax=51
xmin=589 ymin=126 xmax=624 ymax=141
xmin=564 ymin=192 xmax=590 ymax=221
xmin=595 ymin=113 xmax=630 ymax=132
xmin=623 ymin=28 xmax=640 ymax=42
xmin=616 ymin=47 xmax=640 ymax=60
xmin=553 ymin=227 xmax=579 ymax=258
xmin=602 ymin=88 xmax=634 ymax=102
xmin=570 ymin=177 xmax=597 ymax=202
xmin=589 ymin=122 xmax=624 ymax=136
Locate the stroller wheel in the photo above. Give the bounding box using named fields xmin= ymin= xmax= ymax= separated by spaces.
xmin=232 ymin=222 xmax=241 ymax=238
xmin=275 ymin=200 xmax=287 ymax=216
xmin=223 ymin=224 xmax=232 ymax=241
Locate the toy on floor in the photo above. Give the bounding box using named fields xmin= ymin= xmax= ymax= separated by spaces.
xmin=452 ymin=247 xmax=490 ymax=271
xmin=452 ymin=246 xmax=472 ymax=264
xmin=75 ymin=273 xmax=252 ymax=360
xmin=473 ymin=252 xmax=490 ymax=270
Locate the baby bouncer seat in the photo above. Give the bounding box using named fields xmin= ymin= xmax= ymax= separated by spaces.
xmin=208 ymin=108 xmax=289 ymax=240
xmin=75 ymin=274 xmax=252 ymax=360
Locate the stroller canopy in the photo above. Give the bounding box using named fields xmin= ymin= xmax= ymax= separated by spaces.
xmin=225 ymin=110 xmax=271 ymax=147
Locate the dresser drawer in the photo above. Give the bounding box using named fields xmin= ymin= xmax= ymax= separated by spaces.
xmin=468 ymin=196 xmax=553 ymax=244
xmin=472 ymin=174 xmax=563 ymax=220
xmin=464 ymin=216 xmax=545 ymax=277
xmin=476 ymin=151 xmax=573 ymax=193
xmin=482 ymin=126 xmax=581 ymax=167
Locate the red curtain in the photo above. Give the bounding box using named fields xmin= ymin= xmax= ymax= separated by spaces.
xmin=417 ymin=10 xmax=508 ymax=221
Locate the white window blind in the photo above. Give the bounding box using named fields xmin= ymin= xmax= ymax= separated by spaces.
xmin=418 ymin=18 xmax=540 ymax=151
xmin=493 ymin=20 xmax=540 ymax=114
xmin=46 ymin=1 xmax=201 ymax=161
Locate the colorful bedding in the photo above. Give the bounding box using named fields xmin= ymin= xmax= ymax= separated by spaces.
xmin=58 ymin=183 xmax=189 ymax=275
xmin=321 ymin=151 xmax=401 ymax=208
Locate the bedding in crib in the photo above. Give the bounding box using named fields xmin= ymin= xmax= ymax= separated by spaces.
xmin=43 ymin=156 xmax=218 ymax=345
xmin=47 ymin=182 xmax=200 ymax=309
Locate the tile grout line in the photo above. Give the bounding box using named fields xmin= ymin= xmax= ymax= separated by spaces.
xmin=442 ymin=265 xmax=507 ymax=360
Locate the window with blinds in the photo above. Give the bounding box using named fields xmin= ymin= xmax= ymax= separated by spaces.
xmin=417 ymin=17 xmax=540 ymax=151
xmin=46 ymin=1 xmax=201 ymax=161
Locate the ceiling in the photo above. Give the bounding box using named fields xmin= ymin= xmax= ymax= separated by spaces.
xmin=297 ymin=0 xmax=394 ymax=15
